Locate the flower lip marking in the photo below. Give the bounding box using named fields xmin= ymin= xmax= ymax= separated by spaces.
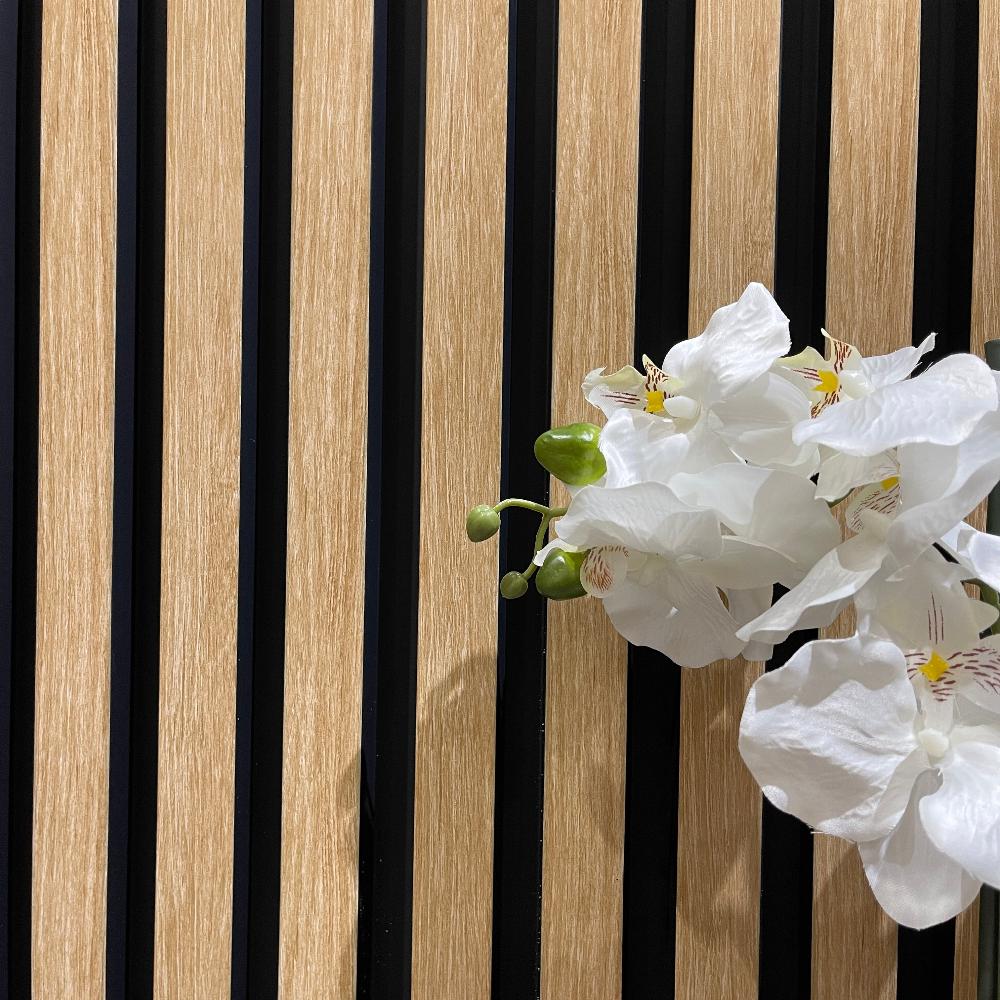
xmin=645 ymin=390 xmax=665 ymax=414
xmin=919 ymin=650 xmax=951 ymax=683
xmin=879 ymin=475 xmax=900 ymax=492
xmin=814 ymin=369 xmax=840 ymax=394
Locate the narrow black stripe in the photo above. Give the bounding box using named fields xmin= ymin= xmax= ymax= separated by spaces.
xmin=622 ymin=3 xmax=695 ymax=997
xmin=230 ymin=0 xmax=293 ymax=994
xmin=773 ymin=0 xmax=834 ymax=352
xmin=899 ymin=4 xmax=979 ymax=994
xmin=489 ymin=1 xmax=558 ymax=995
xmin=910 ymin=0 xmax=980 ymax=361
xmin=107 ymin=1 xmax=166 ymax=995
xmin=0 ymin=3 xmax=19 ymax=996
xmin=357 ymin=1 xmax=427 ymax=996
xmin=759 ymin=3 xmax=834 ymax=997
xmin=5 ymin=3 xmax=41 ymax=996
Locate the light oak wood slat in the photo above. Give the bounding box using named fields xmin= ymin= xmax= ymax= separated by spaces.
xmin=277 ymin=3 xmax=373 ymax=995
xmin=539 ymin=3 xmax=641 ymax=997
xmin=957 ymin=5 xmax=1000 ymax=997
xmin=153 ymin=2 xmax=244 ymax=995
xmin=811 ymin=4 xmax=920 ymax=999
xmin=33 ymin=2 xmax=117 ymax=993
xmin=674 ymin=3 xmax=780 ymax=998
xmin=410 ymin=2 xmax=508 ymax=996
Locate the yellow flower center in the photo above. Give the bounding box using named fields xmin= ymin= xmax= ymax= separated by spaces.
xmin=814 ymin=369 xmax=840 ymax=394
xmin=879 ymin=475 xmax=899 ymax=491
xmin=919 ymin=651 xmax=950 ymax=683
xmin=645 ymin=390 xmax=665 ymax=414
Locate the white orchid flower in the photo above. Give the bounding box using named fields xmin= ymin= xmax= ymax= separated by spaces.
xmin=543 ymin=463 xmax=838 ymax=668
xmin=740 ymin=583 xmax=1000 ymax=928
xmin=582 ymin=283 xmax=817 ymax=475
xmin=777 ymin=329 xmax=935 ymax=418
xmin=793 ymin=351 xmax=998 ymax=457
xmin=740 ymin=409 xmax=1000 ymax=646
xmin=774 ymin=332 xmax=936 ymax=498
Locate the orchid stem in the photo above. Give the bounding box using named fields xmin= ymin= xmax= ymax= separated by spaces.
xmin=518 ymin=505 xmax=567 ymax=578
xmin=494 ymin=498 xmax=561 ymax=517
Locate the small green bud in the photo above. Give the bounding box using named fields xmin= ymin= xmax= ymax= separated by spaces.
xmin=466 ymin=504 xmax=501 ymax=542
xmin=535 ymin=548 xmax=587 ymax=601
xmin=500 ymin=571 xmax=529 ymax=599
xmin=534 ymin=423 xmax=607 ymax=486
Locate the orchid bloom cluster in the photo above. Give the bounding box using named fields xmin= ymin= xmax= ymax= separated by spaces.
xmin=465 ymin=282 xmax=1000 ymax=929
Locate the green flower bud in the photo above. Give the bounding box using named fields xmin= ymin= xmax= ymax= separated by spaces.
xmin=533 ymin=423 xmax=607 ymax=486
xmin=535 ymin=548 xmax=587 ymax=601
xmin=466 ymin=504 xmax=501 ymax=542
xmin=499 ymin=571 xmax=529 ymax=599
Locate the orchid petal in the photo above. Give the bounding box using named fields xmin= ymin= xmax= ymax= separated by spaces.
xmin=597 ymin=408 xmax=735 ymax=489
xmin=739 ymin=634 xmax=920 ymax=840
xmin=663 ymin=283 xmax=791 ymax=405
xmin=859 ymin=333 xmax=936 ymax=390
xmin=860 ymin=769 xmax=982 ymax=929
xmin=582 ymin=365 xmax=644 ymax=417
xmin=737 ymin=532 xmax=887 ymax=644
xmin=919 ymin=741 xmax=1000 ymax=888
xmin=556 ymin=482 xmax=723 ymax=560
xmin=793 ymin=354 xmax=999 ymax=456
xmin=941 ymin=522 xmax=1000 ymax=592
xmin=603 ymin=565 xmax=743 ymax=667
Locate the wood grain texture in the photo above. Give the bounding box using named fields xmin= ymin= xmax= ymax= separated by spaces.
xmin=954 ymin=901 xmax=980 ymax=1000
xmin=153 ymin=2 xmax=244 ymax=995
xmin=674 ymin=3 xmax=780 ymax=998
xmin=409 ymin=2 xmax=508 ymax=996
xmin=277 ymin=3 xmax=372 ymax=996
xmin=811 ymin=4 xmax=920 ymax=999
xmin=32 ymin=2 xmax=117 ymax=994
xmin=539 ymin=3 xmax=641 ymax=997
xmin=972 ymin=0 xmax=1000 ymax=361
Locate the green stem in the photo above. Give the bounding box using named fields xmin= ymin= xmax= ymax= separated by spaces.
xmin=494 ymin=497 xmax=561 ymax=517
xmin=520 ymin=505 xmax=568 ymax=579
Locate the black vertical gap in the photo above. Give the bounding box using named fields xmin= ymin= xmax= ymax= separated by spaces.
xmin=357 ymin=1 xmax=427 ymax=997
xmin=107 ymin=0 xmax=166 ymax=995
xmin=5 ymin=3 xmax=41 ymax=997
xmin=622 ymin=3 xmax=695 ymax=997
xmin=0 ymin=4 xmax=19 ymax=996
xmin=909 ymin=0 xmax=979 ymax=361
xmin=107 ymin=0 xmax=139 ymax=993
xmin=759 ymin=2 xmax=834 ymax=997
xmin=898 ymin=3 xmax=978 ymax=994
xmin=230 ymin=0 xmax=293 ymax=995
xmin=773 ymin=0 xmax=834 ymax=354
xmin=489 ymin=1 xmax=558 ymax=996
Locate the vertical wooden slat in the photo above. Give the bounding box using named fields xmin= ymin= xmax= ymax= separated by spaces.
xmin=957 ymin=5 xmax=1000 ymax=996
xmin=277 ymin=3 xmax=372 ymax=995
xmin=810 ymin=4 xmax=920 ymax=1000
xmin=410 ymin=2 xmax=508 ymax=996
xmin=153 ymin=2 xmax=244 ymax=995
xmin=540 ymin=3 xmax=641 ymax=997
xmin=972 ymin=0 xmax=1000 ymax=361
xmin=673 ymin=3 xmax=780 ymax=998
xmin=33 ymin=2 xmax=116 ymax=993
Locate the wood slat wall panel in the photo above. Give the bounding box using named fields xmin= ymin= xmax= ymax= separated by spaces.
xmin=674 ymin=3 xmax=780 ymax=997
xmin=540 ymin=3 xmax=641 ymax=997
xmin=410 ymin=2 xmax=508 ymax=996
xmin=277 ymin=2 xmax=372 ymax=995
xmin=153 ymin=2 xmax=244 ymax=995
xmin=33 ymin=2 xmax=117 ymax=993
xmin=811 ymin=3 xmax=920 ymax=999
